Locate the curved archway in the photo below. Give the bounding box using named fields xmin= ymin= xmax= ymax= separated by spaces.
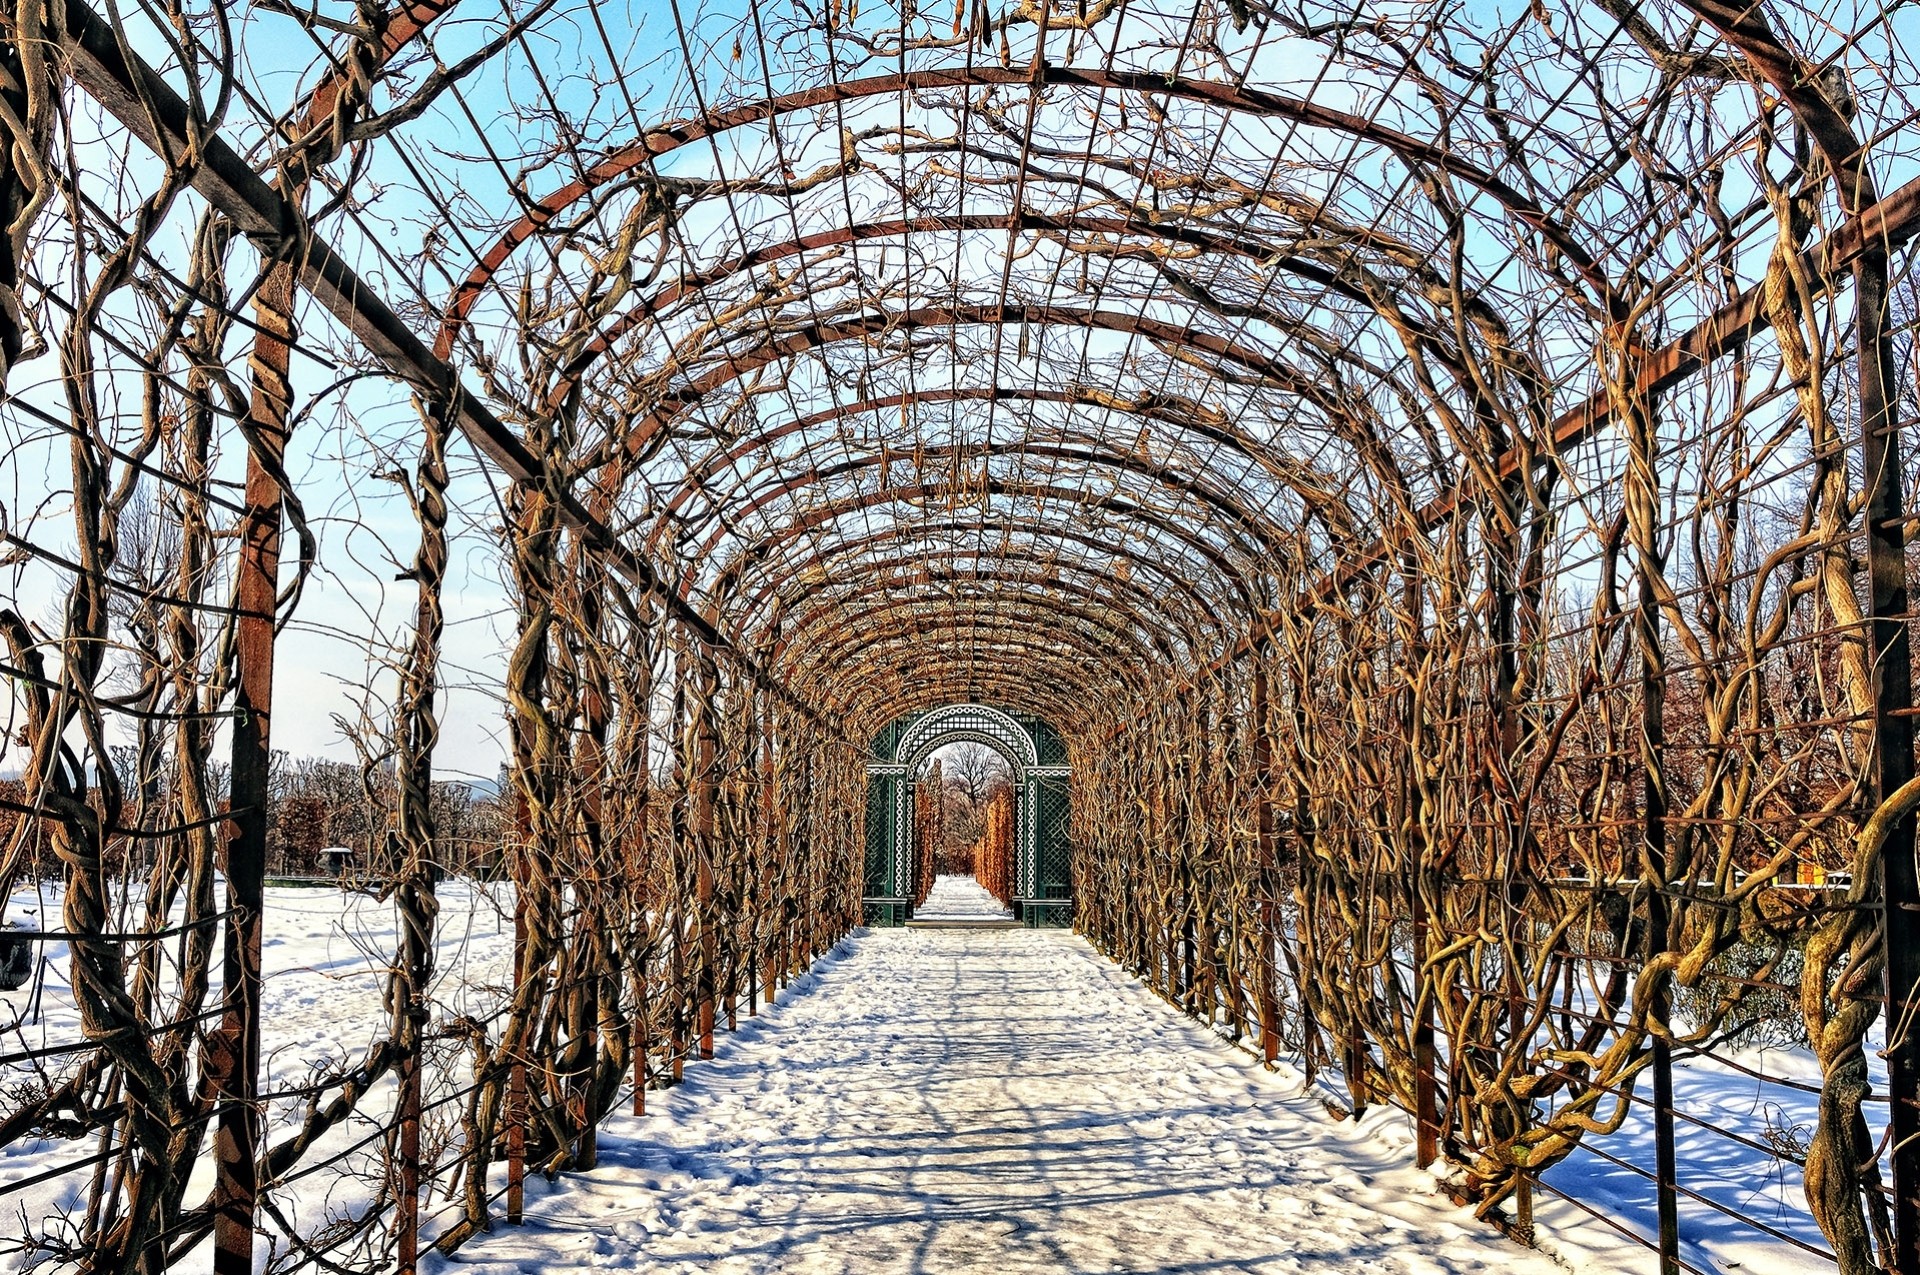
xmin=864 ymin=703 xmax=1071 ymax=926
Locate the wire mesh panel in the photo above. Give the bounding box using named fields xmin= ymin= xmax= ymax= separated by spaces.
xmin=1025 ymin=772 xmax=1074 ymax=928
xmin=863 ymin=771 xmax=901 ymax=922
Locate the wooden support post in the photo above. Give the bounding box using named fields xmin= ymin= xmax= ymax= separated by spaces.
xmin=507 ymin=887 xmax=527 ymax=1225
xmin=1411 ymin=877 xmax=1438 ymax=1169
xmin=396 ymin=1039 xmax=422 ymax=1274
xmin=692 ymin=651 xmax=718 ymax=1061
xmin=212 ymin=258 xmax=293 ymax=1275
xmin=632 ymin=966 xmax=648 ymax=1116
xmin=1397 ymin=552 xmax=1438 ymax=1169
xmin=697 ymin=853 xmax=716 ymax=1060
xmin=575 ymin=951 xmax=599 ymax=1170
xmin=1251 ymin=665 xmax=1281 ymax=1068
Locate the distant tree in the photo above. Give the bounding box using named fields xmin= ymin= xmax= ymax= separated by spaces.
xmin=927 ymin=743 xmax=1012 ymax=873
xmin=942 ymin=743 xmax=1008 ymax=809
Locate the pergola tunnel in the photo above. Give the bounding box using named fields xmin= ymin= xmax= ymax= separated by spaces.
xmin=3 ymin=0 xmax=1920 ymax=1271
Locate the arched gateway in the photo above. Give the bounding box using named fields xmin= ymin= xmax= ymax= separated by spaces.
xmin=863 ymin=704 xmax=1071 ymax=926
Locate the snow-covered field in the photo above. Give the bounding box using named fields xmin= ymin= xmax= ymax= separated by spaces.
xmin=0 ymin=879 xmax=516 ymax=1269
xmin=428 ymin=900 xmax=1570 ymax=1275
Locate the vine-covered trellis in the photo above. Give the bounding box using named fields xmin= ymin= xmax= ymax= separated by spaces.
xmin=1 ymin=0 xmax=1919 ymax=1272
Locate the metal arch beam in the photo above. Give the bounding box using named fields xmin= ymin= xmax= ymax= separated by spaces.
xmin=300 ymin=1 xmax=458 ymax=134
xmin=893 ymin=703 xmax=1040 ymax=771
xmin=871 ymin=676 xmax=1092 ymax=729
xmin=849 ymin=668 xmax=1097 ymax=732
xmin=682 ymin=478 xmax=1275 ymax=620
xmin=768 ymin=554 xmax=1198 ymax=653
xmin=74 ymin=0 xmax=1920 ymax=769
xmin=436 ymin=64 xmax=1613 ymax=359
xmin=1098 ymin=168 xmax=1920 ymax=734
xmin=834 ymin=652 xmax=1122 ymax=720
xmin=784 ymin=612 xmax=1156 ymax=711
xmin=830 ymin=653 xmax=1134 ymax=735
xmin=825 ymin=653 xmax=1134 ymax=733
xmin=757 ymin=556 xmax=1203 ymax=667
xmin=52 ymin=0 xmax=844 ymax=738
xmin=673 ymin=439 xmax=1300 ymax=576
xmin=640 ymin=388 xmax=1349 ymax=560
xmin=716 ymin=520 xmax=1239 ymax=651
xmin=783 ymin=597 xmax=1162 ymax=688
xmin=547 ymin=217 xmax=1455 ymax=417
xmin=769 ymin=562 xmax=1199 ymax=655
xmin=707 ymin=522 xmax=1262 ymax=668
xmin=577 ymin=303 xmax=1368 ymax=471
xmin=788 ymin=610 xmax=1149 ymax=691
xmin=894 ymin=728 xmax=1029 ymax=779
xmin=772 ymin=572 xmax=1187 ymax=676
xmin=734 ymin=531 xmax=1228 ymax=635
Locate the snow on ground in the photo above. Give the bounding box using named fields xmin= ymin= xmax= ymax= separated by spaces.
xmin=430 ymin=912 xmax=1571 ymax=1275
xmin=0 ymin=878 xmax=515 ymax=1268
xmin=1539 ymin=1029 xmax=1846 ymax=1275
xmin=0 ymin=873 xmax=1840 ymax=1273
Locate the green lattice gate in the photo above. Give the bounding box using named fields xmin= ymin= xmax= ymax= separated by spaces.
xmin=862 ymin=703 xmax=1071 ymax=927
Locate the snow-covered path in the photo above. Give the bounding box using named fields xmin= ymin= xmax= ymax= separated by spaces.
xmin=912 ymin=873 xmax=1014 ymax=921
xmin=433 ymin=927 xmax=1566 ymax=1275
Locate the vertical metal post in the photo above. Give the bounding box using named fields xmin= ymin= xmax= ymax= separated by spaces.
xmin=693 ymin=653 xmax=718 ymax=1060
xmin=1400 ymin=554 xmax=1438 ymax=1169
xmin=1651 ymin=1017 xmax=1679 ymax=1274
xmin=575 ymin=950 xmax=598 ymax=1169
xmin=1646 ymin=574 xmax=1679 ymax=1275
xmin=396 ymin=1037 xmax=422 ymax=1273
xmin=1622 ymin=336 xmax=1680 ymax=1275
xmin=631 ymin=966 xmax=648 ymax=1117
xmin=1251 ymin=665 xmax=1281 ymax=1067
xmin=1412 ymin=886 xmax=1437 ymax=1168
xmin=212 ymin=259 xmax=292 ymax=1275
xmin=1860 ymin=212 xmax=1920 ymax=1275
xmin=694 ymin=863 xmax=716 ymax=1061
xmin=507 ymin=882 xmax=527 ymax=1225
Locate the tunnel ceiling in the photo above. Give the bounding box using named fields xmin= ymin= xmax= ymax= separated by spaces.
xmin=358 ymin=0 xmax=1905 ymax=741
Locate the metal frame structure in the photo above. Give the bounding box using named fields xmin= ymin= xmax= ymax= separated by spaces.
xmin=0 ymin=1 xmax=1919 ymax=1273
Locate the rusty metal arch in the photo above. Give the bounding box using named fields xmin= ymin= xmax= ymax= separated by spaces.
xmin=773 ymin=574 xmax=1187 ymax=682
xmin=752 ymin=554 xmax=1206 ymax=665
xmin=685 ymin=477 xmax=1278 ymax=625
xmin=834 ymin=660 xmax=1129 ymax=737
xmin=435 ymin=65 xmax=1612 ymax=363
xmin=565 ymin=302 xmax=1391 ymax=474
xmin=795 ymin=623 xmax=1151 ymax=728
xmin=640 ymin=385 xmax=1373 ymax=562
xmin=847 ymin=666 xmax=1098 ymax=735
xmin=779 ymin=593 xmax=1167 ymax=689
xmin=537 ymin=215 xmax=1476 ymax=422
xmin=717 ymin=521 xmax=1242 ymax=664
xmin=669 ymin=437 xmax=1307 ymax=580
